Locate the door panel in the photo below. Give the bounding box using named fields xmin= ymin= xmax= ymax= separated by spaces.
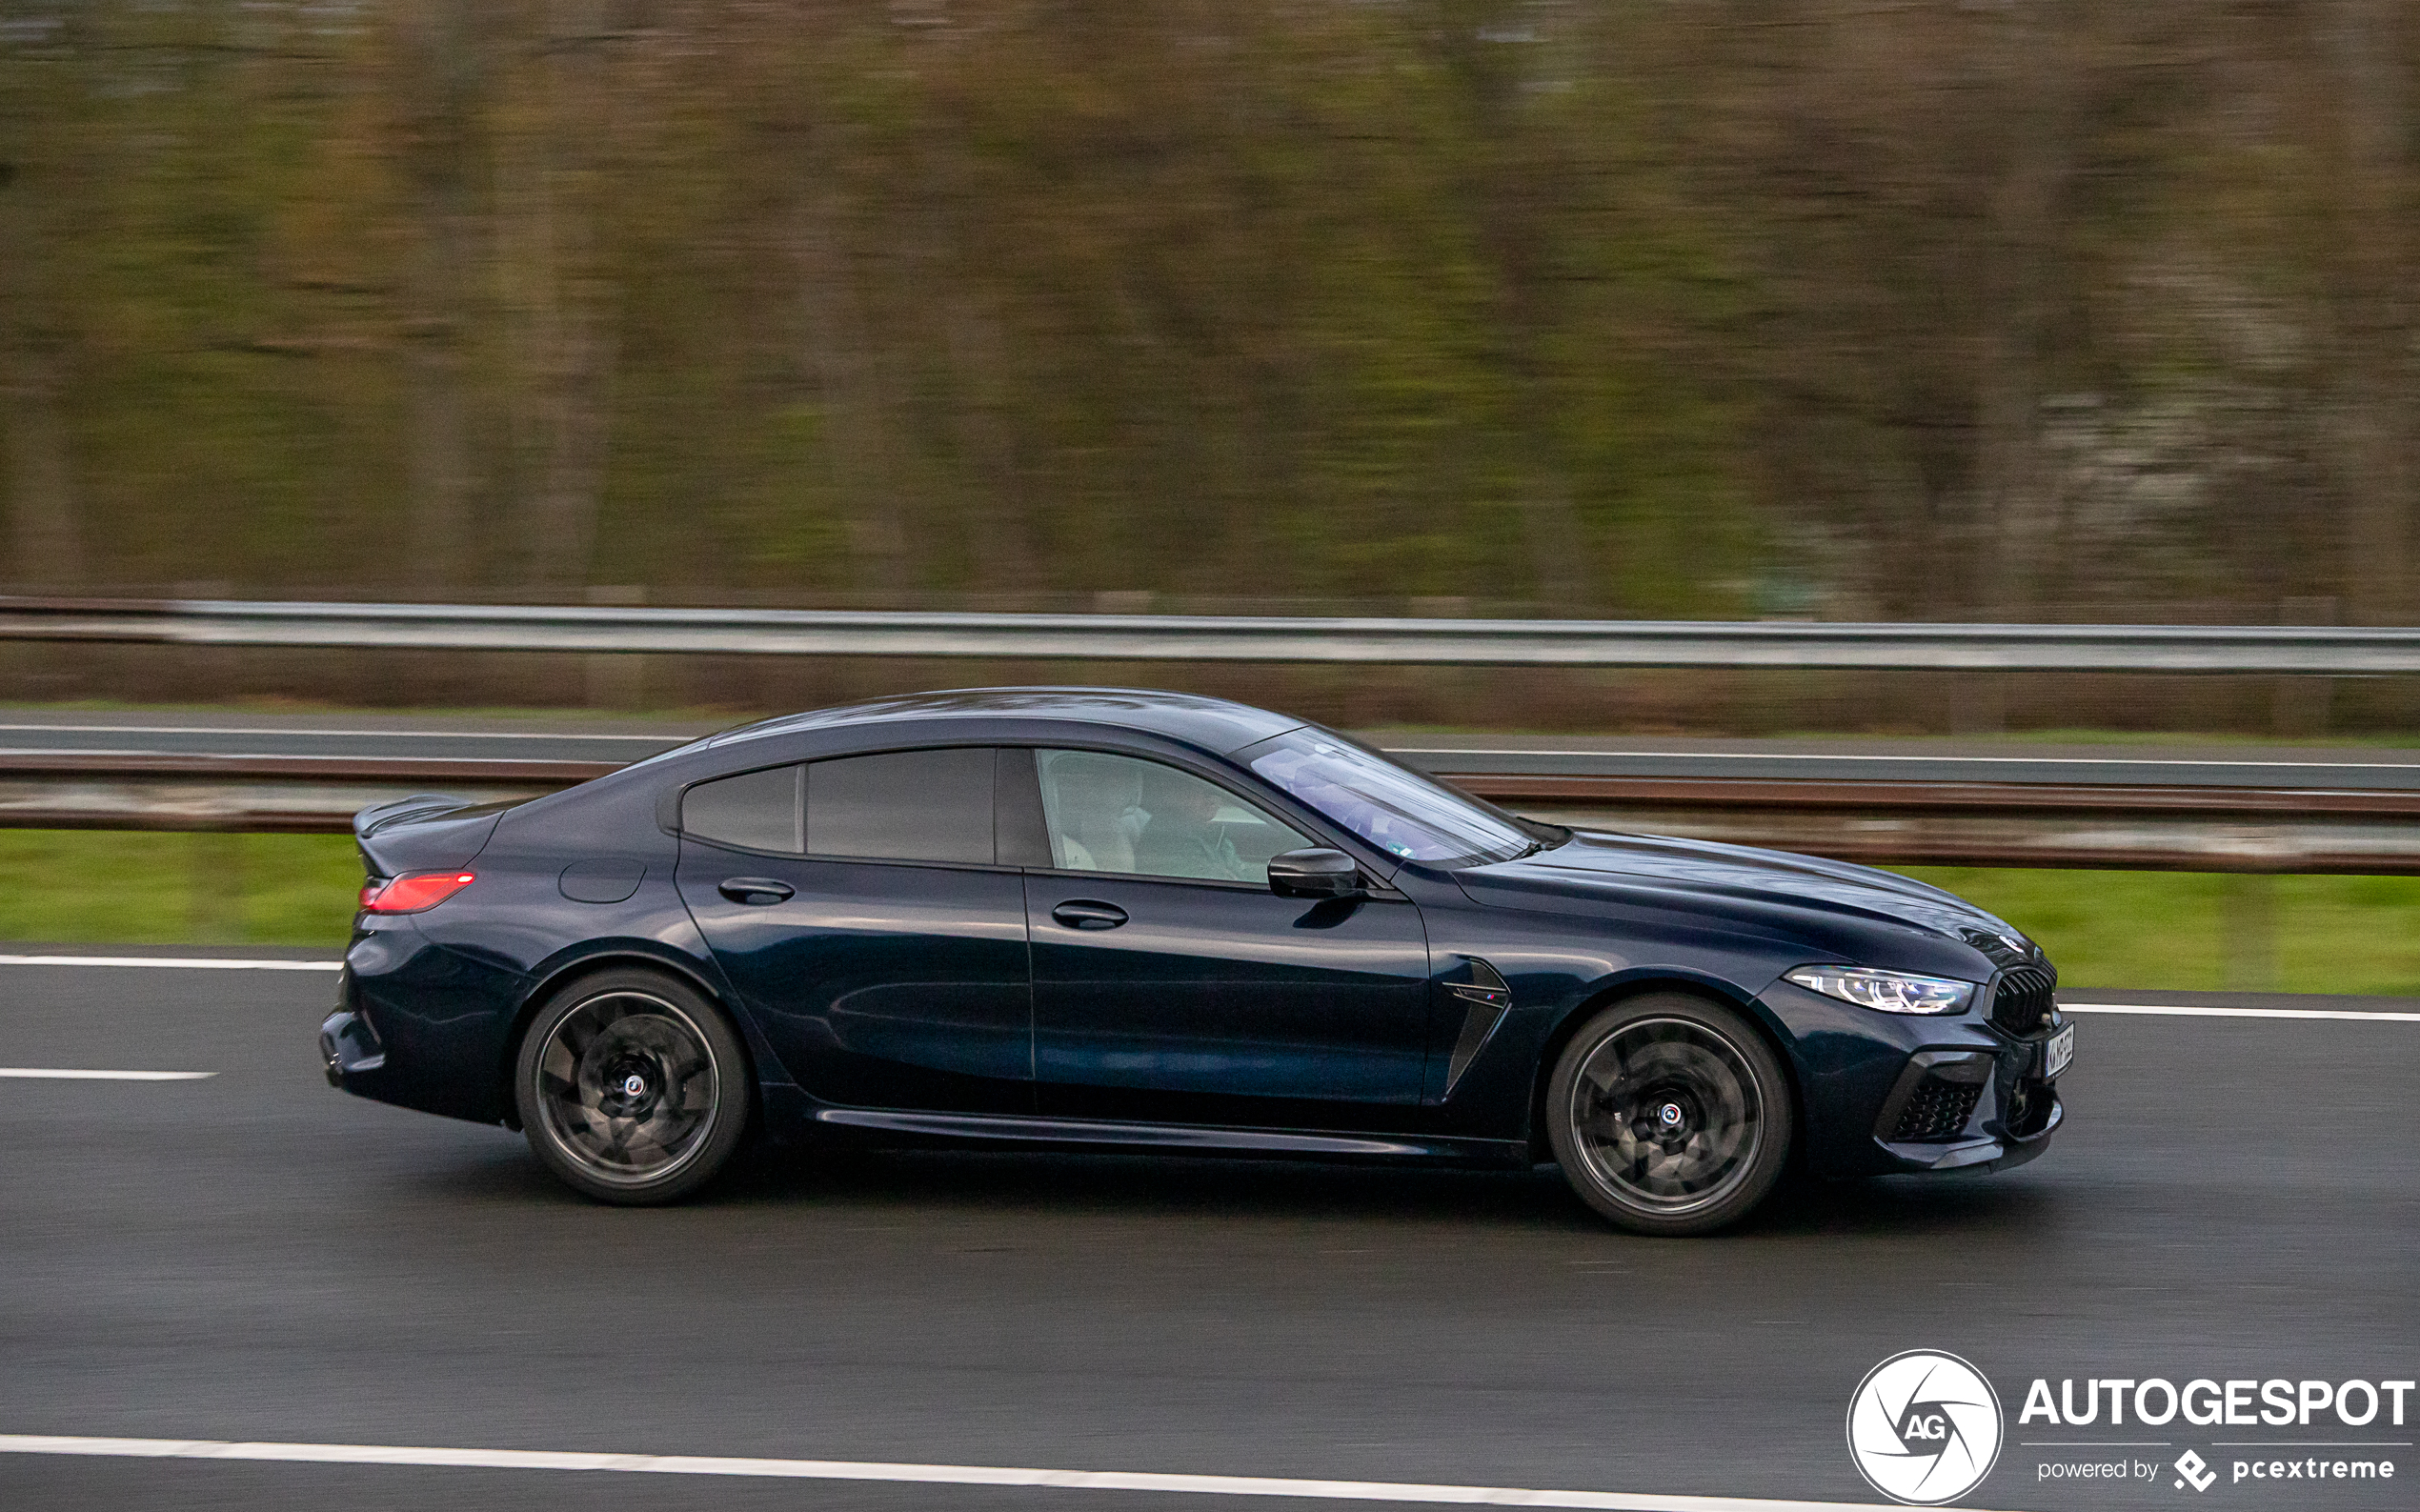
xmin=682 ymin=850 xmax=1033 ymax=1113
xmin=1026 ymin=874 xmax=1431 ymax=1126
xmin=675 ymin=746 xmax=1032 ymax=1115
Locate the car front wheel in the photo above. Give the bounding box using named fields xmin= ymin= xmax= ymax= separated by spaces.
xmin=514 ymin=968 xmax=751 ymax=1205
xmin=1545 ymin=992 xmax=1793 ymax=1236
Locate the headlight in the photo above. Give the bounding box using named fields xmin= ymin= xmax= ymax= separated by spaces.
xmin=1785 ymin=965 xmax=1976 ymax=1015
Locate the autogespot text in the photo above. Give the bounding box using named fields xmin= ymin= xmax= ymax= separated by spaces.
xmin=2020 ymin=1377 xmax=2413 ymax=1428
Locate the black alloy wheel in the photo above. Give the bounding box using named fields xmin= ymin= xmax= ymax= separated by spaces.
xmin=1545 ymin=992 xmax=1793 ymax=1236
xmin=514 ymin=967 xmax=751 ymax=1204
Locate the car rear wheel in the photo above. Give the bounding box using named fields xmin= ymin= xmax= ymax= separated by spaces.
xmin=514 ymin=968 xmax=751 ymax=1205
xmin=1545 ymin=992 xmax=1793 ymax=1236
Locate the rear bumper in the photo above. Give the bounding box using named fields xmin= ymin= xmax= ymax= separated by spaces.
xmin=320 ymin=997 xmax=385 ymax=1087
xmin=319 ymin=921 xmax=525 ymax=1124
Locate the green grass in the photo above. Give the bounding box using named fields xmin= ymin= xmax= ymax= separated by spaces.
xmin=0 ymin=831 xmax=2411 ymax=995
xmin=0 ymin=831 xmax=363 ymax=949
xmin=1896 ymin=867 xmax=2420 ymax=995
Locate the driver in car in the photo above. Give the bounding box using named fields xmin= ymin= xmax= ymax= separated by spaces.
xmin=1133 ymin=768 xmax=1253 ymax=882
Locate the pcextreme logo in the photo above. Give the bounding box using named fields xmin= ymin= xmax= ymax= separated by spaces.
xmin=1846 ymin=1350 xmax=2005 ymax=1505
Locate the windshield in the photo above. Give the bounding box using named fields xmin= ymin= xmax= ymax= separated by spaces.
xmin=1241 ymin=728 xmax=1536 ymax=866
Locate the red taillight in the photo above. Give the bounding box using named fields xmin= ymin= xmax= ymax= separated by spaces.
xmin=359 ymin=871 xmax=476 ymax=914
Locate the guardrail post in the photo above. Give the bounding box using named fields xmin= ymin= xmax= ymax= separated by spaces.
xmin=2273 ymin=596 xmax=2337 ymax=736
xmin=189 ymin=832 xmax=246 ymax=945
xmin=583 ymin=585 xmax=647 ymax=709
xmin=2219 ymin=873 xmax=2280 ymax=992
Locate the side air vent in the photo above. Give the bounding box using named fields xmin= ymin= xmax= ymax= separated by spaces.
xmin=1442 ymin=957 xmax=1512 ymax=1098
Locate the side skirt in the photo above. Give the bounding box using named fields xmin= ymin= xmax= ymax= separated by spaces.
xmin=810 ymin=1106 xmax=1529 ymax=1166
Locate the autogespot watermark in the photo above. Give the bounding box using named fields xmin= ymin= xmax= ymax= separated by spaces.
xmin=1846 ymin=1351 xmax=2005 ymax=1505
xmin=1848 ymin=1356 xmax=2412 ymax=1503
xmin=2020 ymin=1375 xmax=2411 ymax=1495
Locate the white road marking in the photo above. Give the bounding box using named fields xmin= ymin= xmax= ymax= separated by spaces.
xmin=2063 ymin=1001 xmax=2420 ymax=1022
xmin=0 ymin=955 xmax=341 ymax=971
xmin=0 ymin=1068 xmax=214 ymax=1080
xmin=0 ymin=1434 xmax=1978 ymax=1511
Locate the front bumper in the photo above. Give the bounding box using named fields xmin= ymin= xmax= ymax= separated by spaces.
xmin=1756 ymin=976 xmax=2067 ymax=1179
xmin=1865 ymin=1019 xmax=2067 ymax=1175
xmin=1873 ymin=1087 xmax=2064 ymax=1173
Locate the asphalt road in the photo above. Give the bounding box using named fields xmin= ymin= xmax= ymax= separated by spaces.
xmin=8 ymin=710 xmax=2420 ymax=787
xmin=2 ymin=962 xmax=2413 ymax=1511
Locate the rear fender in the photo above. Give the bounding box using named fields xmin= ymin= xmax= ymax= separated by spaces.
xmin=497 ymin=937 xmax=785 ymax=1130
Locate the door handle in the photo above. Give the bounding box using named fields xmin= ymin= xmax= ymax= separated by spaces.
xmin=718 ymin=877 xmax=795 ymax=905
xmin=1051 ymin=899 xmax=1128 ymax=930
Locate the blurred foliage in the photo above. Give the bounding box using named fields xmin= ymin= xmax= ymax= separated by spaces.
xmin=0 ymin=2 xmax=2413 ymax=623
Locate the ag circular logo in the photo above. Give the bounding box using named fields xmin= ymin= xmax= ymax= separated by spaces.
xmin=1845 ymin=1350 xmax=2004 ymax=1505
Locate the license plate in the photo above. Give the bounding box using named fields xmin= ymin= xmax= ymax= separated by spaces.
xmin=2042 ymin=1023 xmax=2075 ymax=1079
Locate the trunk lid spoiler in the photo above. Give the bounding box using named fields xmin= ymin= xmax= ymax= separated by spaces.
xmin=353 ymin=794 xmax=511 ymax=879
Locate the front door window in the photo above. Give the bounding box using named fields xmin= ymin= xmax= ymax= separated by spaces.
xmin=1022 ymin=749 xmax=1430 ymax=1119
xmin=1033 ymin=749 xmax=1308 ymax=884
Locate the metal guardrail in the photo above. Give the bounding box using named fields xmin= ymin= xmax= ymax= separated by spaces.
xmin=5 ymin=751 xmax=2415 ymax=873
xmin=2 ymin=596 xmax=2416 ymax=671
xmin=0 ymin=754 xmax=595 ymax=835
xmin=1452 ymin=775 xmax=2420 ymax=875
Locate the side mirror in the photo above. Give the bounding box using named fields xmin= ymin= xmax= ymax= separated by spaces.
xmin=1269 ymin=847 xmax=1362 ymax=898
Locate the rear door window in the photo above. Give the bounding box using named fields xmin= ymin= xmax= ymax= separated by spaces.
xmin=682 ymin=747 xmax=998 ymax=863
xmin=805 ymin=747 xmax=996 ymax=864
xmin=681 ymin=763 xmax=802 ymax=853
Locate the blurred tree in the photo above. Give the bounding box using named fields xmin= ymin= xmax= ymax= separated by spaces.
xmin=0 ymin=0 xmax=2410 ymax=623
xmin=2321 ymin=0 xmax=2413 ymax=625
xmin=0 ymin=2 xmax=89 ymax=585
xmin=392 ymin=0 xmax=485 ymax=591
xmin=497 ymin=0 xmax=629 ymax=590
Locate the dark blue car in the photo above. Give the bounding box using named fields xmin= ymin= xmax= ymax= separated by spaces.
xmin=322 ymin=688 xmax=2069 ymax=1235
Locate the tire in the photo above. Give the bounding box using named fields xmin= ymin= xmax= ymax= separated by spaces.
xmin=513 ymin=967 xmax=752 ymax=1205
xmin=1545 ymin=992 xmax=1794 ymax=1237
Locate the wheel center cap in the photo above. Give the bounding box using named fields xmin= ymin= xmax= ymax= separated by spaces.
xmin=1657 ymin=1101 xmax=1684 ymax=1128
xmin=621 ymin=1073 xmax=648 ymax=1098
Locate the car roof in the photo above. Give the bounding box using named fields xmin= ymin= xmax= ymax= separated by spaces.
xmin=703 ymin=687 xmax=1304 ymax=756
